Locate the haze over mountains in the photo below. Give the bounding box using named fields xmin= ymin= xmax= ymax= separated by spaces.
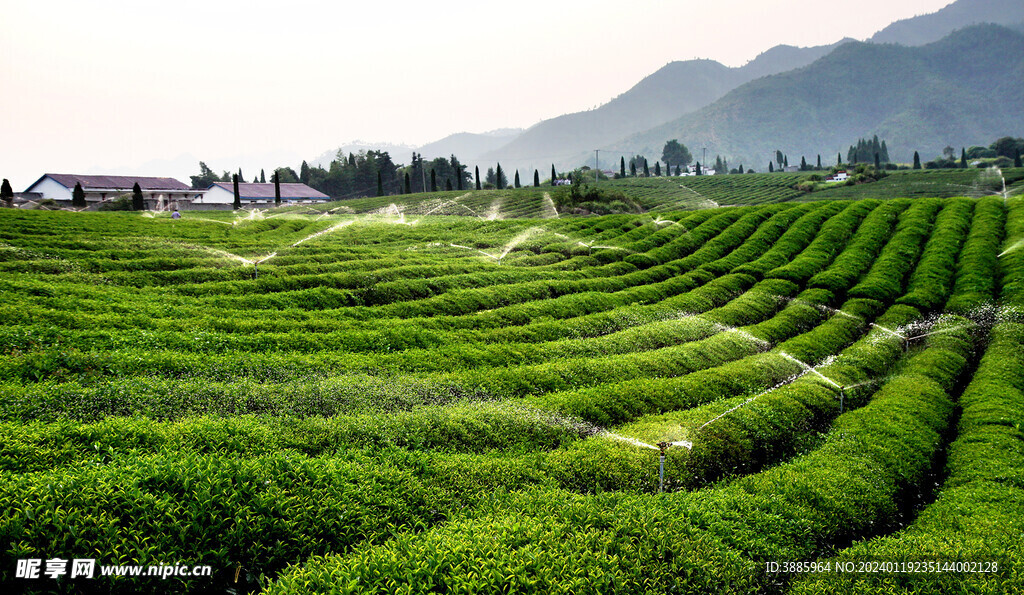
xmin=317 ymin=0 xmax=1023 ymax=177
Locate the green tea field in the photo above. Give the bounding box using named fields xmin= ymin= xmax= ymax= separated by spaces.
xmin=1 ymin=194 xmax=1022 ymax=593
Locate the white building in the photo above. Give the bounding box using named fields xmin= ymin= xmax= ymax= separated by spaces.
xmin=193 ymin=182 xmax=330 ymax=206
xmin=825 ymin=171 xmax=850 ymax=182
xmin=23 ymin=174 xmax=198 ymax=209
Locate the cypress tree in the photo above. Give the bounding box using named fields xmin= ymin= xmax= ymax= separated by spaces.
xmin=457 ymin=167 xmax=463 ymax=190
xmin=784 ymin=155 xmax=789 ymax=168
xmin=875 ymin=152 xmax=881 ymax=170
xmin=253 ymin=175 xmax=259 ymax=183
xmin=430 ymin=169 xmax=437 ymax=192
xmin=769 ymin=162 xmax=774 ymax=173
xmin=960 ymin=147 xmax=967 ymax=168
xmin=800 ymin=156 xmax=807 ymax=171
xmin=405 ymin=172 xmax=412 ymax=194
xmin=643 ymin=159 xmax=649 ymax=177
xmin=260 ymin=169 xmax=266 ymax=184
xmin=132 ymin=182 xmax=145 ymax=211
xmin=654 ymin=161 xmax=661 ymax=176
xmin=299 ymin=161 xmax=310 ymax=184
xmin=475 ymin=166 xmax=481 ymax=190
xmin=514 ymin=170 xmax=521 ymax=188
xmin=274 ymin=173 xmax=281 ymax=205
xmin=231 ymin=176 xmax=240 ymax=210
xmin=913 ymin=151 xmax=922 ymax=169
xmin=496 ymin=164 xmax=504 ymax=190
xmin=665 ymin=161 xmax=670 ymax=176
xmin=675 ymin=165 xmax=681 ymax=176
xmin=377 ymin=171 xmax=384 ymax=196
xmin=72 ymin=182 xmax=86 ymax=208
xmin=837 ymin=153 xmax=842 ymax=167
xmin=551 ymin=164 xmax=557 ymax=186
xmin=534 ymin=169 xmax=540 ymax=187
xmin=630 ymin=160 xmax=637 ymax=177
xmin=695 ymin=161 xmax=701 ymax=175
xmin=0 ymin=178 xmax=13 ymax=207
xmin=620 ymin=156 xmax=626 ymax=178
xmin=238 ymin=168 xmax=244 ymax=183
xmin=445 ymin=178 xmax=452 ymax=191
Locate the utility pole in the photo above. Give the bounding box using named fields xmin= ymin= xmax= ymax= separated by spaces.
xmin=595 ymin=150 xmax=600 ymax=184
xmin=703 ymin=147 xmax=707 ymax=170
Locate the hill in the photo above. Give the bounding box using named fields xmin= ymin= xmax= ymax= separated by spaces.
xmin=478 ymin=41 xmax=849 ymax=174
xmin=870 ymin=0 xmax=1024 ymax=45
xmin=417 ymin=128 xmax=523 ymax=162
xmin=1 ymin=195 xmax=1021 ymax=593
xmin=615 ymin=24 xmax=1024 ymax=170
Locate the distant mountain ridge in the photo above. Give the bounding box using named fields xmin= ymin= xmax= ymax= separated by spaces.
xmin=478 ymin=41 xmax=850 ymax=173
xmin=870 ymin=0 xmax=1024 ymax=45
xmin=614 ymin=24 xmax=1024 ymax=169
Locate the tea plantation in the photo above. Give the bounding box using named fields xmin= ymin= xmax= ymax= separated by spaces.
xmin=1 ymin=194 xmax=1021 ymax=593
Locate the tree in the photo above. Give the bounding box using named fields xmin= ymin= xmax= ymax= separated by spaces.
xmin=800 ymin=156 xmax=807 ymax=171
xmin=816 ymin=155 xmax=822 ymax=169
xmin=72 ymin=182 xmax=86 ymax=208
xmin=253 ymin=175 xmax=259 ymax=183
xmin=629 ymin=159 xmax=637 ymax=177
xmin=457 ymin=167 xmax=463 ymax=190
xmin=695 ymin=161 xmax=702 ymax=175
xmin=942 ymin=146 xmax=955 ymax=160
xmin=643 ymin=159 xmax=649 ymax=177
xmin=534 ymin=169 xmax=540 ymax=187
xmin=837 ymin=153 xmax=842 ymax=167
xmin=913 ymin=151 xmax=922 ymax=169
xmin=1016 ymin=149 xmax=1022 ymax=168
xmin=445 ymin=179 xmax=452 ymax=191
xmin=769 ymin=162 xmax=774 ymax=173
xmin=654 ymin=162 xmax=661 ymax=176
xmin=496 ymin=164 xmax=506 ymax=189
xmin=430 ymin=169 xmax=437 ymax=192
xmin=875 ymin=152 xmax=881 ymax=170
xmin=991 ymin=136 xmax=1024 ymax=159
xmin=299 ymin=161 xmax=311 ymax=184
xmin=133 ymin=182 xmax=145 ymax=211
xmin=551 ymin=164 xmax=556 ymax=187
xmin=486 ymin=167 xmax=496 ymax=186
xmin=260 ymin=169 xmax=266 ymax=184
xmin=662 ymin=140 xmax=692 ymax=167
xmin=783 ymin=155 xmax=789 ymax=168
xmin=775 ymin=150 xmax=784 ymax=168
xmin=475 ymin=166 xmax=481 ymax=190
xmin=405 ymin=172 xmax=411 ymax=194
xmin=620 ymin=157 xmax=626 ymax=178
xmin=960 ymin=147 xmax=967 ymax=168
xmin=675 ymin=165 xmax=681 ymax=176
xmin=274 ymin=173 xmax=281 ymax=205
xmin=231 ymin=176 xmax=240 ymax=210
xmin=514 ymin=170 xmax=521 ymax=188
xmin=275 ymin=167 xmax=299 ymax=183
xmin=0 ymin=178 xmax=13 ymax=207
xmin=190 ymin=162 xmax=221 ymax=189
xmin=377 ymin=171 xmax=384 ymax=196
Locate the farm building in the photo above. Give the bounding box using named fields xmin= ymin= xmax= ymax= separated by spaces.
xmin=23 ymin=174 xmax=198 ymax=209
xmin=194 ymin=182 xmax=329 ymax=206
xmin=825 ymin=171 xmax=850 ymax=182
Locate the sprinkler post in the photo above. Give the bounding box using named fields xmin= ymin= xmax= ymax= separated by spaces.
xmin=657 ymin=442 xmax=670 ymax=493
xmin=254 ymin=263 xmax=258 ymax=280
xmin=839 ymin=387 xmax=845 ymax=414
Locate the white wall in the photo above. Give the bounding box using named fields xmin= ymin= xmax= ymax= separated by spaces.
xmin=25 ymin=176 xmax=72 ymax=200
xmin=192 ymin=185 xmax=234 ymax=204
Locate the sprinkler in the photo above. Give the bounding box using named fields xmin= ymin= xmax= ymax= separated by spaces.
xmin=838 ymin=387 xmax=845 ymax=414
xmin=253 ymin=263 xmax=258 ymax=280
xmin=657 ymin=442 xmax=670 ymax=493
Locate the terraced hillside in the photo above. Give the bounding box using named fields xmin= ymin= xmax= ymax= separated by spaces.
xmin=1 ymin=197 xmax=1022 ymax=593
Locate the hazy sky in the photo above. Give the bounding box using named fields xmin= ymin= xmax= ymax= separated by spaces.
xmin=2 ymin=0 xmax=953 ymax=188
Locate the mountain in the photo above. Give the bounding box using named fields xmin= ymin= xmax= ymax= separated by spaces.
xmin=310 ymin=141 xmax=417 ymax=169
xmin=614 ymin=24 xmax=1024 ymax=169
xmin=477 ymin=41 xmax=850 ymax=173
xmin=417 ymin=128 xmax=523 ymax=162
xmin=870 ymin=0 xmax=1024 ymax=46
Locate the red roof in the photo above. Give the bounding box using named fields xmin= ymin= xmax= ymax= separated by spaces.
xmin=35 ymin=174 xmax=191 ymax=192
xmin=207 ymin=182 xmax=329 ymax=199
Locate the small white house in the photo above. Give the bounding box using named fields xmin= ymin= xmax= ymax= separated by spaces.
xmin=825 ymin=171 xmax=850 ymax=183
xmin=194 ymin=182 xmax=330 ymax=206
xmin=23 ymin=174 xmax=197 ymax=209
